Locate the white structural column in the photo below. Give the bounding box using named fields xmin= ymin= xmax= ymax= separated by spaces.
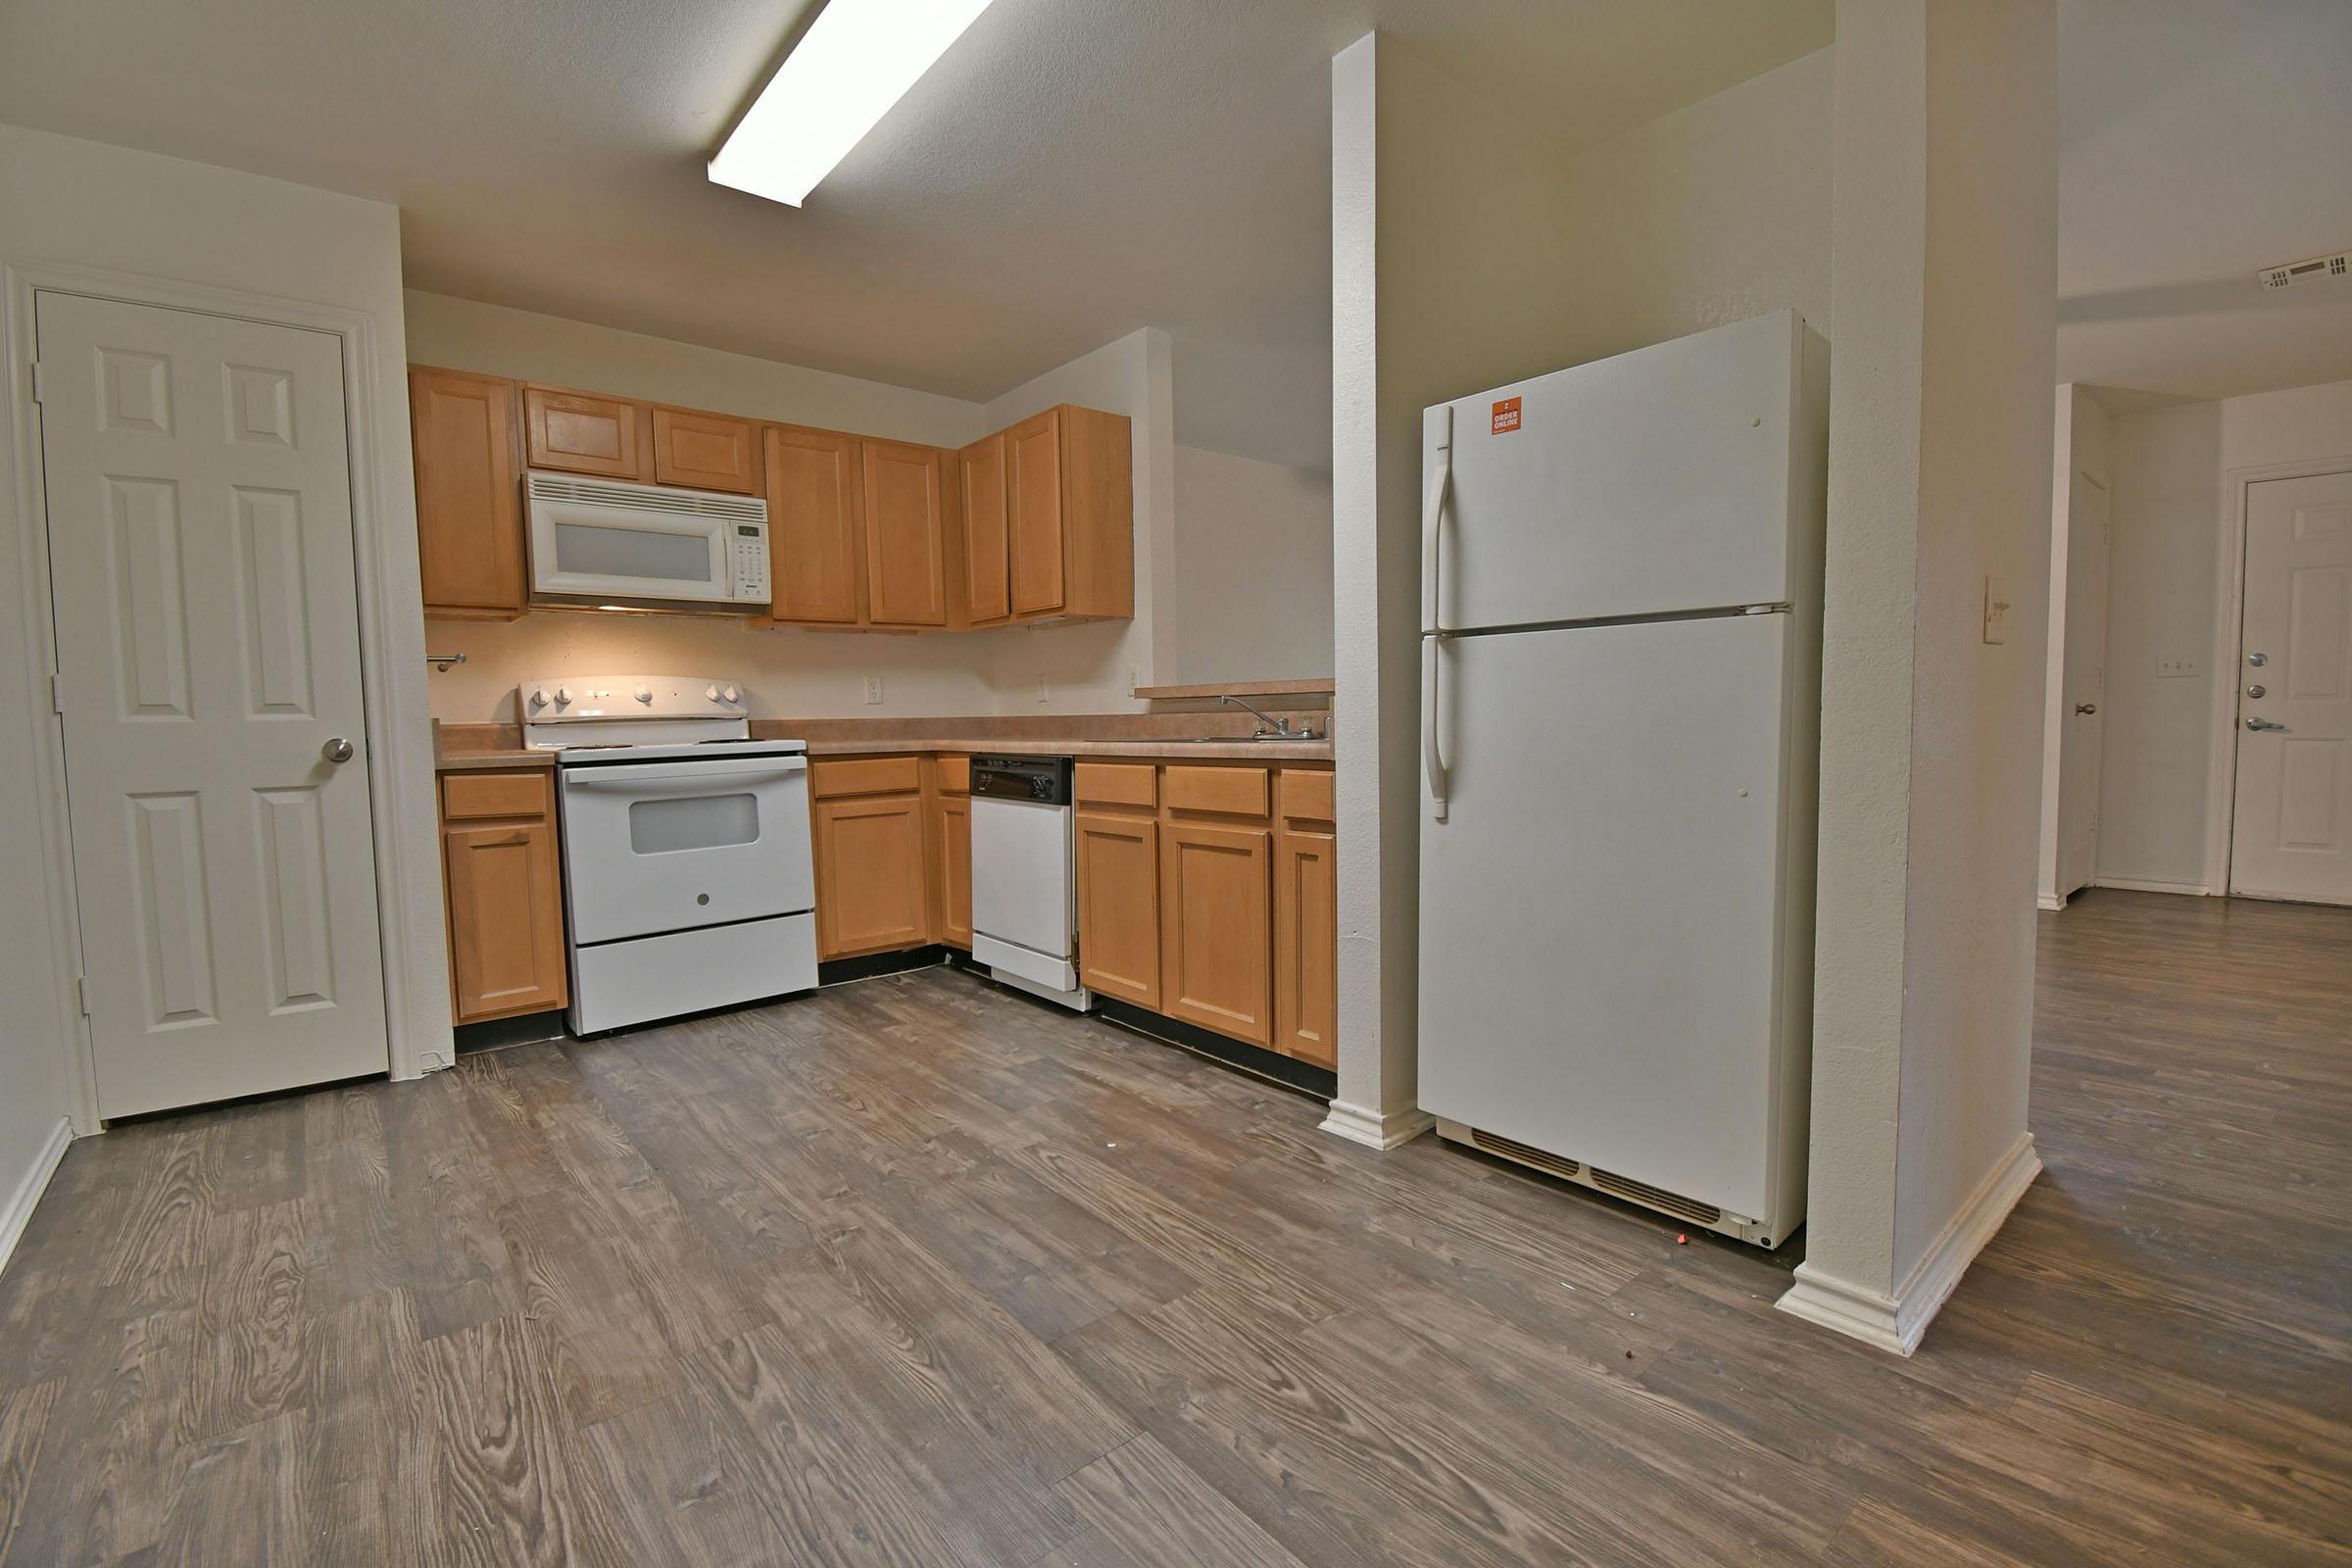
xmin=1780 ymin=0 xmax=2059 ymax=1353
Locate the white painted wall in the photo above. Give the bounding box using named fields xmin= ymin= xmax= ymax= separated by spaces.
xmin=1169 ymin=447 xmax=1334 ymax=684
xmin=1791 ymin=0 xmax=2056 ymax=1353
xmin=2092 ymin=376 xmax=2352 ymax=891
xmin=409 ymin=299 xmax=1181 ymax=720
xmin=2038 ymin=384 xmax=2113 ymax=906
xmin=0 ymin=124 xmax=444 ymax=1191
xmin=1327 ymin=35 xmax=1836 ymax=1145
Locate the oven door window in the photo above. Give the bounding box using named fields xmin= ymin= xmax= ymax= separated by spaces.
xmin=628 ymin=792 xmax=760 ymax=855
xmin=555 ymin=521 xmax=715 ymax=584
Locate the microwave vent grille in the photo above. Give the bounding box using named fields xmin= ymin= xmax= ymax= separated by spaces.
xmin=527 ymin=471 xmax=767 ymax=526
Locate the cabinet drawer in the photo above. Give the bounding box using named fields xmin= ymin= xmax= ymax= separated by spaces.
xmin=935 ymin=755 xmax=971 ymax=795
xmin=1277 ymin=767 xmax=1334 ymax=824
xmin=811 ymin=755 xmax=923 ymax=799
xmin=441 ymin=769 xmax=551 ymax=821
xmin=1163 ymin=764 xmax=1269 ymax=818
xmin=1075 ymin=761 xmax=1156 ymax=809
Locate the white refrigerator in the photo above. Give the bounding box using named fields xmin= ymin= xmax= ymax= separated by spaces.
xmin=1418 ymin=311 xmax=1829 ymax=1249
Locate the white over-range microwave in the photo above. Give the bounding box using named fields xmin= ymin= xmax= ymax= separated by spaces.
xmin=527 ymin=471 xmax=771 ymax=610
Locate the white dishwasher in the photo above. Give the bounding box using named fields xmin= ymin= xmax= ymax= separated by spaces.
xmin=969 ymin=755 xmax=1091 ymax=1011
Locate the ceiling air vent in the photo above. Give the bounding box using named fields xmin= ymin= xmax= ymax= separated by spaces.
xmin=2259 ymin=251 xmax=2349 ymax=291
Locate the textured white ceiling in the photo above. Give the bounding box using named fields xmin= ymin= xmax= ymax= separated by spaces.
xmin=0 ymin=0 xmax=1830 ymax=466
xmin=2057 ymin=0 xmax=2352 ymax=402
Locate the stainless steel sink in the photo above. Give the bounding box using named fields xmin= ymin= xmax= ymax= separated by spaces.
xmin=1165 ymin=733 xmax=1324 ymax=744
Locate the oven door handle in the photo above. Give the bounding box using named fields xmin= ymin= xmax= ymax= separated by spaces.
xmin=561 ymin=757 xmax=807 ymax=789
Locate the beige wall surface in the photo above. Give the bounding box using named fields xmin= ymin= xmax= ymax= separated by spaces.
xmin=2095 ymin=376 xmax=2352 ymax=889
xmin=1170 ymin=446 xmax=1335 ymax=684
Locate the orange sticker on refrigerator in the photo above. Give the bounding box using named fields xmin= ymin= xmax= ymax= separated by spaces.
xmin=1492 ymin=397 xmax=1522 ymax=434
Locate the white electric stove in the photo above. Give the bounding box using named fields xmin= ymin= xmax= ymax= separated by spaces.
xmin=522 ymin=675 xmax=816 ymax=1033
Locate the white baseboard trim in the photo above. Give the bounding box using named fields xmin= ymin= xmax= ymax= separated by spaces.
xmin=2035 ymin=892 xmax=2066 ymax=911
xmin=1319 ymin=1100 xmax=1435 ymax=1151
xmin=1777 ymin=1131 xmax=2041 ymax=1356
xmin=2090 ymin=876 xmax=2210 ymax=897
xmin=0 ymin=1117 xmax=73 ymax=1277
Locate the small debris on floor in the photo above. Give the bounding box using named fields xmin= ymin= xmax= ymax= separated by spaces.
xmin=1677 ymin=1233 xmax=1689 ymax=1245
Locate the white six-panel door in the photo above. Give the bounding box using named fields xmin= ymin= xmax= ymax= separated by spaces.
xmin=2232 ymin=468 xmax=2352 ymax=905
xmin=37 ymin=292 xmax=387 ymax=1116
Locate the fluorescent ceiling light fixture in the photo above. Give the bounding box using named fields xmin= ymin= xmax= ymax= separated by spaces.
xmin=710 ymin=0 xmax=996 ymax=207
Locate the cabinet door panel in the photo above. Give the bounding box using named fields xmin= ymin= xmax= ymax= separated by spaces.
xmin=814 ymin=795 xmax=928 ymax=958
xmin=445 ymin=819 xmax=566 ymax=1021
xmin=1159 ymin=821 xmax=1271 ymax=1046
xmin=1274 ymin=828 xmax=1338 ymax=1067
xmin=862 ymin=439 xmax=948 ymax=627
xmin=764 ymin=425 xmax=863 ymax=624
xmin=524 ymin=386 xmax=650 ymax=480
xmin=1077 ymin=812 xmax=1160 ymax=1008
xmin=937 ymin=794 xmax=972 ymax=948
xmin=958 ymin=432 xmax=1010 ymax=624
xmin=410 ymin=367 xmax=523 ymax=614
xmin=654 ymin=407 xmax=762 ymax=494
xmin=1006 ymin=410 xmax=1065 ymax=615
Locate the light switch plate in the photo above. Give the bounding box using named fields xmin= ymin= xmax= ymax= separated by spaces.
xmin=2157 ymin=656 xmax=2201 ymax=678
xmin=863 ymin=675 xmax=883 ymax=705
xmin=1982 ymin=573 xmax=2012 ymax=645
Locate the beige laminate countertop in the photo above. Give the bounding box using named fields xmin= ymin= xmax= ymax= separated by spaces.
xmin=435 ymin=736 xmax=1331 ymax=769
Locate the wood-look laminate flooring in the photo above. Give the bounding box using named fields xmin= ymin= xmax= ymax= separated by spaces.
xmin=0 ymin=889 xmax=2345 ymax=1565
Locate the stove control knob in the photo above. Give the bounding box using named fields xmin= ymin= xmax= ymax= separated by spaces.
xmin=722 ymin=685 xmax=741 ymax=704
xmin=527 ymin=688 xmax=549 ymax=710
xmin=705 ymin=684 xmax=720 ymax=703
xmin=635 ymin=686 xmax=653 ymax=705
xmin=554 ymin=687 xmax=572 ymax=707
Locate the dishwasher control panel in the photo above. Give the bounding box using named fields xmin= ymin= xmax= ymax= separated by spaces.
xmin=969 ymin=755 xmax=1074 ymax=806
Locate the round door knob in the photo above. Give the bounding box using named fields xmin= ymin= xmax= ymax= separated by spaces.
xmin=635 ymin=686 xmax=653 ymax=705
xmin=321 ymin=737 xmax=355 ymax=764
xmin=2247 ymin=684 xmax=2266 ymax=699
xmin=528 ymin=688 xmax=549 ymax=710
xmin=555 ymin=687 xmax=572 ymax=706
xmin=2074 ymin=702 xmax=2097 ymax=715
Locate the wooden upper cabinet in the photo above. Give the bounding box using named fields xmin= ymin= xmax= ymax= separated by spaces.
xmin=1006 ymin=411 xmax=1065 ymax=615
xmin=524 ymin=384 xmax=652 ymax=480
xmin=409 ymin=366 xmax=524 ymax=616
xmin=763 ymin=425 xmax=864 ymax=625
xmin=1004 ymin=405 xmax=1134 ymax=622
xmin=653 ymin=406 xmax=762 ymax=494
xmin=957 ymin=431 xmax=1010 ymax=625
xmin=861 ymin=439 xmax=949 ymax=628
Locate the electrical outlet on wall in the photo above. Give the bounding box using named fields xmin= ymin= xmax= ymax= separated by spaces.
xmin=2157 ymin=656 xmax=2202 ymax=678
xmin=1036 ymin=675 xmax=1050 ymax=705
xmin=1982 ymin=573 xmax=2012 ymax=646
xmin=863 ymin=675 xmax=884 ymax=705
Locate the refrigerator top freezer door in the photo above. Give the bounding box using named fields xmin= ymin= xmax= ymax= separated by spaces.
xmin=1428 ymin=311 xmax=1824 ymax=631
xmin=1416 ymin=612 xmax=1802 ymax=1222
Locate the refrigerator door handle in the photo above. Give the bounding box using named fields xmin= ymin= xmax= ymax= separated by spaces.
xmin=1423 ymin=633 xmax=1448 ymax=821
xmin=1421 ymin=411 xmax=1452 ymax=637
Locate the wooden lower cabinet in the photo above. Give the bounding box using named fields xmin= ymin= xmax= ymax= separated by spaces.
xmin=813 ymin=793 xmax=930 ymax=959
xmin=1158 ymin=820 xmax=1274 ymax=1049
xmin=930 ymin=756 xmax=972 ymax=948
xmin=1273 ymin=826 xmax=1339 ymax=1068
xmin=439 ymin=770 xmax=567 ymax=1023
xmin=1076 ymin=811 xmax=1160 ymax=1008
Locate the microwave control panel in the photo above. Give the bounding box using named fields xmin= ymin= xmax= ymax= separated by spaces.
xmin=730 ymin=521 xmax=770 ymax=602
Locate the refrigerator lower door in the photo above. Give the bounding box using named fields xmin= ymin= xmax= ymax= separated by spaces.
xmin=1418 ymin=612 xmax=1797 ymax=1223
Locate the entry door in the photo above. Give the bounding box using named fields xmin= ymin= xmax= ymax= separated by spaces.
xmin=2056 ymin=471 xmax=2110 ymax=895
xmin=37 ymin=292 xmax=388 ymax=1116
xmin=2231 ymin=469 xmax=2352 ymax=905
